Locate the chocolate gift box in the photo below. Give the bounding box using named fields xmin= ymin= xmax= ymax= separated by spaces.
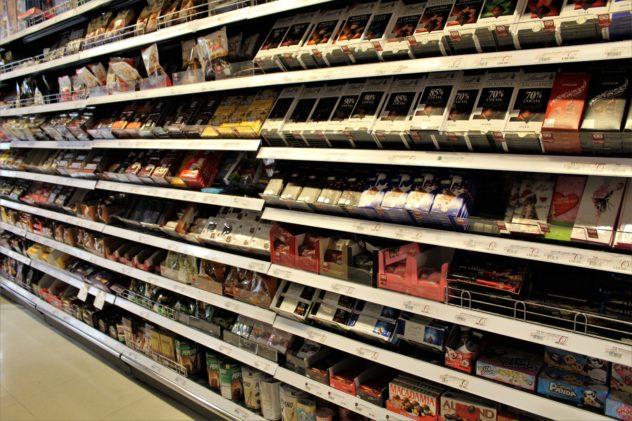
xmin=545 ymin=175 xmax=587 ymax=241
xmin=409 ymin=72 xmax=461 ymax=150
xmin=411 ymin=0 xmax=454 ymax=57
xmin=580 ymin=69 xmax=631 ymax=155
xmin=571 ymin=176 xmax=626 ymax=245
xmin=440 ymin=391 xmax=498 ymax=421
xmin=611 ymin=363 xmax=632 ymax=394
xmin=387 ymin=375 xmax=445 ymax=420
xmin=541 ymin=72 xmax=591 ymax=154
xmin=503 ymin=71 xmax=555 ymax=153
xmin=605 ymin=391 xmax=632 ymax=420
xmin=380 ymin=1 xmax=426 ymax=61
xmin=476 ymin=346 xmax=543 ymax=391
xmin=537 ymin=366 xmax=609 ymax=409
xmin=373 ymin=76 xmax=424 ymax=149
xmin=509 ymin=174 xmax=555 ymax=234
xmin=544 ymin=347 xmax=610 ymax=384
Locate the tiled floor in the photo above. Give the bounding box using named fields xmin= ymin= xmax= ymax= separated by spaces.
xmin=0 ymin=295 xmax=198 ymax=421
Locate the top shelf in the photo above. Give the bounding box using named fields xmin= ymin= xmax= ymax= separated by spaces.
xmin=0 ymin=0 xmax=115 ymax=47
xmin=1 ymin=40 xmax=630 ymax=117
xmin=0 ymin=0 xmax=333 ymax=81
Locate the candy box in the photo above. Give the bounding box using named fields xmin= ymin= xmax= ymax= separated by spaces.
xmin=387 ymin=375 xmax=445 ymax=420
xmin=178 ymin=152 xmax=222 ymax=189
xmin=286 ymin=339 xmax=333 ymax=375
xmin=544 ymin=175 xmax=587 ymax=241
xmin=544 ymin=346 xmax=610 ymax=384
xmin=606 ymin=391 xmax=632 ymax=420
xmin=476 ymin=346 xmax=543 ymax=391
xmin=445 ymin=326 xmax=482 ymax=374
xmin=319 ymin=238 xmax=359 ymax=280
xmin=541 ymin=72 xmax=591 ymax=154
xmin=405 ymin=173 xmax=440 ymax=223
xmin=396 ymin=313 xmax=449 ymax=351
xmin=439 ymin=391 xmax=498 ymax=421
xmin=509 ymin=174 xmax=555 ymax=235
xmin=358 ymin=369 xmax=393 ymax=407
xmin=612 ymin=364 xmax=632 ymax=394
xmin=571 ymin=176 xmax=626 ymax=245
xmin=537 ymin=366 xmax=609 ymax=408
xmin=296 ymin=234 xmax=327 ymax=273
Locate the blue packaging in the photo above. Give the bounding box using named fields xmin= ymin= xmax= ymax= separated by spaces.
xmin=605 ymin=391 xmax=632 ymax=420
xmin=537 ymin=367 xmax=609 ymax=409
xmin=609 ymin=12 xmax=632 ymax=40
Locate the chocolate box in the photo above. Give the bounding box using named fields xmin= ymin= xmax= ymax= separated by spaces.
xmin=328 ymin=357 xmax=370 ymax=395
xmin=440 ymin=391 xmax=498 ymax=421
xmin=387 ymin=375 xmax=445 ymax=421
xmin=614 ymin=182 xmax=632 ymax=250
xmin=612 ymin=364 xmax=632 ymax=394
xmin=544 ymin=346 xmax=610 ymax=384
xmin=571 ymin=176 xmax=626 ymax=245
xmin=541 ymin=72 xmax=591 ymax=154
xmin=605 ymin=391 xmax=632 ymax=420
xmin=510 ymin=174 xmax=555 ymax=235
xmin=396 ymin=313 xmax=449 ymax=351
xmin=537 ymin=366 xmax=609 ymax=409
xmin=476 ymin=346 xmax=543 ymax=391
xmin=545 ymin=175 xmax=587 ymax=241
xmin=445 ymin=326 xmax=483 ymax=374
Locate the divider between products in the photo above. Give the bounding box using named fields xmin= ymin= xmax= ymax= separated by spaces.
xmin=268 ymin=264 xmax=632 ymax=365
xmin=0 ymin=0 xmax=335 ymax=82
xmin=2 ymin=41 xmax=630 ymax=117
xmin=262 ymin=207 xmax=632 ymax=275
xmin=95 ymin=180 xmax=265 ymax=210
xmin=274 ymin=316 xmax=609 ymax=421
xmin=257 ymin=148 xmax=632 ymax=178
xmin=0 ymin=277 xmax=265 ymax=421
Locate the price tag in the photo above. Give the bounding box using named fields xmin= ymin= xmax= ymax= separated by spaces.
xmin=218 ymin=344 xmax=233 ymax=356
xmin=306 ymin=331 xmax=326 ymax=343
xmin=356 ymin=347 xmax=379 ymax=361
xmin=455 ymin=312 xmax=487 ymax=327
xmin=150 ymin=363 xmax=162 ymax=374
xmin=355 ymin=402 xmax=377 ymax=419
xmin=223 ymin=301 xmax=238 ymax=311
xmin=271 ymin=267 xmax=292 ymax=279
xmin=94 ymin=290 xmax=106 ymax=309
xmin=253 ymin=360 xmax=271 ymax=373
xmin=605 ymin=346 xmax=632 ymax=362
xmin=77 ymin=283 xmax=89 ymax=301
xmin=439 ymin=374 xmax=469 ymax=390
xmin=403 ymin=301 xmax=431 ymax=315
xmin=174 ymin=376 xmax=186 ymax=386
xmin=332 ymin=283 xmax=355 ymax=295
xmin=529 ymin=330 xmax=569 ymax=346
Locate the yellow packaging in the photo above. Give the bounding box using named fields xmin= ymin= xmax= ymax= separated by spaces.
xmin=148 ymin=327 xmax=161 ymax=355
xmin=159 ymin=333 xmax=176 ymax=360
xmin=201 ymin=95 xmax=243 ymax=138
xmin=236 ymin=91 xmax=278 ymax=138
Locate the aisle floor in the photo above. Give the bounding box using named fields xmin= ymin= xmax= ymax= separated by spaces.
xmin=0 ymin=295 xmax=198 ymax=421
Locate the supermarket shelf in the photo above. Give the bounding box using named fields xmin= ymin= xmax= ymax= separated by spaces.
xmin=0 ymin=245 xmax=30 ymax=265
xmin=101 ymin=225 xmax=270 ymax=274
xmin=23 ymin=229 xmax=276 ymax=324
xmin=268 ymin=264 xmax=632 ymax=365
xmin=0 ymin=199 xmax=106 ymax=232
xmin=115 ymin=297 xmax=278 ymax=375
xmin=262 ymin=208 xmax=632 ymax=275
xmin=0 ymin=143 xmax=11 ymax=150
xmin=91 ymin=138 xmax=261 ymax=151
xmin=2 ymin=41 xmax=630 ymax=117
xmin=95 ymin=181 xmax=265 ymax=211
xmin=275 ymin=316 xmax=609 ymax=421
xmin=258 ymin=148 xmax=632 ymax=178
xmin=0 ymin=0 xmax=333 ymax=82
xmin=0 ymin=99 xmax=87 ymax=117
xmin=0 ymin=220 xmax=27 ymax=236
xmin=10 ymin=141 xmax=92 ymax=149
xmin=0 ymin=277 xmax=259 ymax=421
xmin=0 ymin=0 xmax=115 ymax=47
xmin=275 ymin=367 xmax=408 ymax=421
xmin=0 ymin=170 xmax=97 ymax=189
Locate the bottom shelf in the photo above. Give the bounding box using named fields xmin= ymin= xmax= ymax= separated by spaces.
xmin=0 ymin=277 xmax=263 ymax=421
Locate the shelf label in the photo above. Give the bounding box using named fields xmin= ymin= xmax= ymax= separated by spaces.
xmin=218 ymin=344 xmax=233 ymax=356
xmin=356 ymin=347 xmax=380 ymax=361
xmin=332 ymin=283 xmax=355 ymax=295
xmin=252 ymin=360 xmax=271 ymax=373
xmin=94 ymin=290 xmax=106 ymax=310
xmin=439 ymin=374 xmax=469 ymax=390
xmin=354 ymin=402 xmax=377 ymax=419
xmin=270 ymin=267 xmax=292 ymax=279
xmin=529 ymin=330 xmax=569 ymax=346
xmin=150 ymin=363 xmax=162 ymax=374
xmin=455 ymin=312 xmax=487 ymax=327
xmin=402 ymin=300 xmax=431 ymax=314
xmin=605 ymin=346 xmax=632 ymax=362
xmin=173 ymin=376 xmax=186 ymax=387
xmin=77 ymin=283 xmax=89 ymax=301
xmin=306 ymin=331 xmax=326 ymax=343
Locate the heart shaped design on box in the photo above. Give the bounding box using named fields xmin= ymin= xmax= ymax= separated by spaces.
xmin=552 ymin=192 xmax=579 ymax=216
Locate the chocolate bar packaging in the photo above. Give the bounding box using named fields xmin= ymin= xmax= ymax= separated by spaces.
xmin=613 ymin=182 xmax=632 ymax=250
xmin=580 ymin=69 xmax=631 ymax=155
xmin=476 ymin=346 xmax=543 ymax=391
xmin=476 ymin=0 xmax=525 ymax=52
xmin=439 ymin=72 xmax=484 ymax=151
xmin=605 ymin=391 xmax=632 ymax=420
xmin=558 ymin=0 xmax=610 ymax=45
xmin=255 ymin=16 xmax=294 ymax=72
xmin=503 ymin=71 xmax=555 ymax=153
xmin=303 ymin=83 xmax=345 ymax=147
xmin=545 ymin=175 xmax=587 ymax=241
xmin=297 ymin=7 xmax=346 ymax=69
xmin=440 ymin=391 xmax=498 ymax=421
xmin=541 ymin=72 xmax=591 ymax=154
xmin=396 ymin=313 xmax=449 ymax=351
xmin=444 ymin=0 xmax=486 ymax=54
xmin=380 ymin=1 xmax=426 ymax=61
xmin=537 ymin=366 xmax=609 ymax=408
xmin=275 ymin=12 xmax=316 ymax=71
xmin=280 ymin=85 xmax=321 ymax=148
xmin=331 ymin=1 xmax=378 ymax=64
xmin=387 ymin=375 xmax=445 ymax=420
xmin=324 ymin=80 xmax=367 ymax=148
xmin=409 ymin=72 xmax=460 ymax=150
xmin=513 ymin=0 xmax=565 ymax=49
xmin=261 ymin=86 xmax=304 ymax=146
xmin=346 ymin=77 xmax=393 ymax=149
xmin=509 ymin=174 xmax=555 ymax=234
xmin=411 ymin=0 xmax=454 ymax=57
xmin=467 ymin=71 xmax=519 ymax=151
xmin=350 ymin=0 xmax=399 ymax=63
xmin=373 ymin=76 xmax=423 ymax=149
xmin=571 ymin=176 xmax=626 ymax=245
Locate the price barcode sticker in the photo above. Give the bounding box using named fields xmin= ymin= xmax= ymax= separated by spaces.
xmin=94 ymin=290 xmax=106 ymax=310
xmin=332 ymin=283 xmax=355 ymax=295
xmin=77 ymin=283 xmax=89 ymax=301
xmin=440 ymin=374 xmax=469 ymax=390
xmin=529 ymin=330 xmax=569 ymax=346
xmin=357 ymin=347 xmax=379 ymax=361
xmin=403 ymin=301 xmax=431 ymax=315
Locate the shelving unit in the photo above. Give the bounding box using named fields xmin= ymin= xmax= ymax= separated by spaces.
xmin=0 ymin=170 xmax=97 ymax=189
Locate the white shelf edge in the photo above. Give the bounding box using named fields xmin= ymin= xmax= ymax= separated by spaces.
xmin=275 ymin=316 xmax=609 ymax=421
xmin=274 ymin=366 xmax=409 ymax=421
xmin=0 ymin=0 xmax=115 ymax=46
xmin=2 ymin=41 xmax=629 ymax=116
xmin=0 ymin=0 xmax=332 ymax=82
xmin=0 ymin=199 xmax=106 ymax=232
xmin=0 ymin=99 xmax=87 ymax=116
xmin=10 ymin=141 xmax=92 ymax=149
xmin=115 ymin=296 xmax=278 ymax=376
xmin=0 ymin=278 xmax=255 ymax=421
xmin=262 ymin=208 xmax=632 ymax=275
xmin=95 ymin=180 xmax=264 ymax=211
xmin=18 ymin=222 xmax=276 ymax=324
xmin=268 ymin=264 xmax=632 ymax=365
xmin=0 ymin=245 xmax=30 ymax=265
xmin=0 ymin=220 xmax=27 ymax=236
xmin=257 ymin=148 xmax=632 ymax=178
xmin=0 ymin=143 xmax=11 ymax=150
xmin=91 ymin=138 xmax=261 ymax=151
xmin=0 ymin=170 xmax=97 ymax=189
xmin=101 ymin=225 xmax=270 ymax=274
